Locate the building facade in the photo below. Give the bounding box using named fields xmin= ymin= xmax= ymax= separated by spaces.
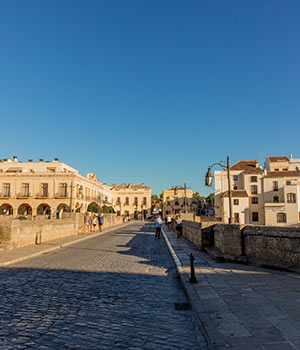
xmin=110 ymin=184 xmax=152 ymax=218
xmin=162 ymin=187 xmax=194 ymax=217
xmin=214 ymin=156 xmax=300 ymax=226
xmin=0 ymin=157 xmax=111 ymax=217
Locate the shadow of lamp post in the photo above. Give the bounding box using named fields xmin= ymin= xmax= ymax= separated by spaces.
xmin=205 ymin=155 xmax=233 ymax=224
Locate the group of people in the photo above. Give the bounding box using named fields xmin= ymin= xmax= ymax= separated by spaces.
xmin=154 ymin=214 xmax=182 ymax=239
xmin=84 ymin=212 xmax=104 ymax=233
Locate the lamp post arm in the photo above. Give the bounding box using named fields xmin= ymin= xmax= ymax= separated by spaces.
xmin=208 ymin=162 xmax=227 ymax=170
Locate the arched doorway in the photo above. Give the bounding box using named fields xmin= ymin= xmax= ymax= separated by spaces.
xmin=37 ymin=203 xmax=51 ymax=216
xmin=56 ymin=203 xmax=68 ymax=219
xmin=0 ymin=204 xmax=13 ymax=215
xmin=18 ymin=203 xmax=32 ymax=216
xmin=87 ymin=202 xmax=100 ymax=214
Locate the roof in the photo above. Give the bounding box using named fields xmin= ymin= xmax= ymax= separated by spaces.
xmin=111 ymin=184 xmax=151 ymax=190
xmin=264 ymin=171 xmax=300 ymax=178
xmin=230 ymin=160 xmax=262 ymax=175
xmin=267 ymin=156 xmax=289 ymax=162
xmin=221 ymin=190 xmax=248 ymax=198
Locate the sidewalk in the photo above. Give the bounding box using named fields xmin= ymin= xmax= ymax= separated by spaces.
xmin=0 ymin=222 xmax=132 ymax=267
xmin=163 ymin=227 xmax=300 ymax=350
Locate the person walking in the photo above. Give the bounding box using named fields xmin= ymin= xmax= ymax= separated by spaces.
xmin=175 ymin=215 xmax=183 ymax=238
xmin=98 ymin=213 xmax=104 ymax=232
xmin=154 ymin=215 xmax=163 ymax=239
xmin=167 ymin=215 xmax=172 ymax=231
xmin=92 ymin=214 xmax=97 ymax=232
xmin=84 ymin=212 xmax=90 ymax=233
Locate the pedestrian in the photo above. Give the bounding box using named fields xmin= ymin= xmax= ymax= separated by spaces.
xmin=84 ymin=212 xmax=90 ymax=233
xmin=175 ymin=215 xmax=182 ymax=238
xmin=92 ymin=214 xmax=97 ymax=232
xmin=154 ymin=215 xmax=163 ymax=239
xmin=167 ymin=215 xmax=172 ymax=231
xmin=98 ymin=213 xmax=104 ymax=232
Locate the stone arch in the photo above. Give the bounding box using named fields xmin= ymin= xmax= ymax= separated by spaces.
xmin=37 ymin=203 xmax=51 ymax=216
xmin=56 ymin=203 xmax=69 ymax=219
xmin=87 ymin=202 xmax=100 ymax=214
xmin=0 ymin=203 xmax=13 ymax=215
xmin=18 ymin=203 xmax=32 ymax=216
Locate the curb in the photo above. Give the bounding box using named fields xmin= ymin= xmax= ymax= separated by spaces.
xmin=162 ymin=227 xmax=227 ymax=350
xmin=0 ymin=222 xmax=133 ymax=267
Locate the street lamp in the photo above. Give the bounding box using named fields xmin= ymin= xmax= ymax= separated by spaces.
xmin=205 ymin=155 xmax=233 ymax=224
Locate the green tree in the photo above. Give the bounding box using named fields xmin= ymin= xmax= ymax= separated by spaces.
xmin=206 ymin=193 xmax=214 ymax=206
xmin=193 ymin=191 xmax=206 ymax=199
xmin=152 ymin=194 xmax=159 ymax=203
xmin=101 ymin=205 xmax=114 ymax=213
xmin=87 ymin=202 xmax=100 ymax=213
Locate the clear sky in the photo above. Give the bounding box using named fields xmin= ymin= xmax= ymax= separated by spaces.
xmin=1 ymin=0 xmax=299 ymax=195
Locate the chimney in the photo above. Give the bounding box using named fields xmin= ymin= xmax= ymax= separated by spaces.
xmin=28 ymin=159 xmax=33 ymax=162
xmin=289 ymin=154 xmax=293 ymax=159
xmin=13 ymin=156 xmax=18 ymax=162
xmin=54 ymin=158 xmax=59 ymax=162
xmin=39 ymin=159 xmax=44 ymax=162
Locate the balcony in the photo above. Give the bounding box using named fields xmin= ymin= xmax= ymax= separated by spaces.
xmin=16 ymin=193 xmax=31 ymax=199
xmin=264 ymin=201 xmax=285 ymax=207
xmin=54 ymin=193 xmax=69 ymax=199
xmin=35 ymin=193 xmax=49 ymax=199
xmin=0 ymin=193 xmax=11 ymax=199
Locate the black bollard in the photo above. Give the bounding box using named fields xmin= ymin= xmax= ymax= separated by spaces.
xmin=189 ymin=253 xmax=198 ymax=283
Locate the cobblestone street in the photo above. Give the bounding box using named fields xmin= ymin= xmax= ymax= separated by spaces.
xmin=0 ymin=223 xmax=208 ymax=350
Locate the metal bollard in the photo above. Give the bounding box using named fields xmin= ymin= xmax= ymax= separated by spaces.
xmin=189 ymin=253 xmax=198 ymax=283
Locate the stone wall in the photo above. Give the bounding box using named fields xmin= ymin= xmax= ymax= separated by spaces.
xmin=214 ymin=224 xmax=243 ymax=256
xmin=182 ymin=221 xmax=202 ymax=249
xmin=182 ymin=220 xmax=300 ymax=264
xmin=243 ymin=225 xmax=300 ymax=263
xmin=0 ymin=213 xmax=124 ymax=250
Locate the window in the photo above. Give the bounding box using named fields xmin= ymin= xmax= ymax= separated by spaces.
xmin=41 ymin=183 xmax=48 ymax=197
xmin=175 ymin=200 xmax=179 ymax=205
xmin=251 ymin=176 xmax=257 ymax=182
xmin=22 ymin=183 xmax=29 ymax=197
xmin=125 ymin=197 xmax=129 ymax=205
xmin=252 ymin=212 xmax=259 ymax=222
xmin=277 ymin=213 xmax=286 ymax=223
xmin=233 ymin=175 xmax=238 ymax=181
xmin=233 ymin=199 xmax=239 ymax=205
xmin=143 ymin=197 xmax=147 ymax=205
xmin=287 ymin=193 xmax=296 ymax=203
xmin=273 ymin=196 xmax=279 ymax=203
xmin=116 ymin=197 xmax=121 ymax=205
xmin=3 ymin=183 xmax=10 ymax=197
xmin=234 ymin=213 xmax=240 ymax=223
xmin=283 ymin=168 xmax=288 ymax=171
xmin=274 ymin=168 xmax=279 ymax=171
xmin=251 ymin=197 xmax=258 ymax=204
xmin=251 ymin=185 xmax=258 ymax=194
xmin=233 ymin=185 xmax=238 ymax=190
xmin=60 ymin=183 xmax=67 ymax=197
xmin=286 ymin=181 xmax=291 ymax=186
xmin=273 ymin=181 xmax=278 ymax=191
xmin=134 ymin=197 xmax=138 ymax=206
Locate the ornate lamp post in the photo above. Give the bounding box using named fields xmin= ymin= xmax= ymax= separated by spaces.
xmin=205 ymin=155 xmax=233 ymax=224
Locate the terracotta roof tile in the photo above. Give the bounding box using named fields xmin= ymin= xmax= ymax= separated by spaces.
xmin=230 ymin=160 xmax=261 ymax=172
xmin=111 ymin=184 xmax=150 ymax=190
xmin=264 ymin=171 xmax=300 ymax=178
xmin=268 ymin=156 xmax=289 ymax=162
xmin=221 ymin=190 xmax=248 ymax=198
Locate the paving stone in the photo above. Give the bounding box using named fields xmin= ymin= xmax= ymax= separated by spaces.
xmin=0 ymin=223 xmax=208 ymax=350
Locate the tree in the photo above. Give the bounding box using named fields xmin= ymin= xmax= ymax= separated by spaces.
xmin=101 ymin=205 xmax=114 ymax=213
xmin=87 ymin=202 xmax=100 ymax=213
xmin=206 ymin=193 xmax=214 ymax=206
xmin=193 ymin=191 xmax=206 ymax=200
xmin=151 ymin=194 xmax=159 ymax=203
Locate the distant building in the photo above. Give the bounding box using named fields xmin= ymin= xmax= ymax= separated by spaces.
xmin=162 ymin=187 xmax=194 ymax=217
xmin=110 ymin=184 xmax=152 ymax=218
xmin=214 ymin=155 xmax=300 ymax=226
xmin=0 ymin=157 xmax=111 ymax=217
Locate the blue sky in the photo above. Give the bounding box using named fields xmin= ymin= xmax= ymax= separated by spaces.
xmin=0 ymin=0 xmax=299 ymax=195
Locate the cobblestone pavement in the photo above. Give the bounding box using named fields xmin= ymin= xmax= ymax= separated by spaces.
xmin=164 ymin=228 xmax=300 ymax=350
xmin=0 ymin=223 xmax=208 ymax=350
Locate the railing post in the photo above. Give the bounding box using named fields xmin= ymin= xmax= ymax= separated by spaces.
xmin=189 ymin=253 xmax=198 ymax=283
